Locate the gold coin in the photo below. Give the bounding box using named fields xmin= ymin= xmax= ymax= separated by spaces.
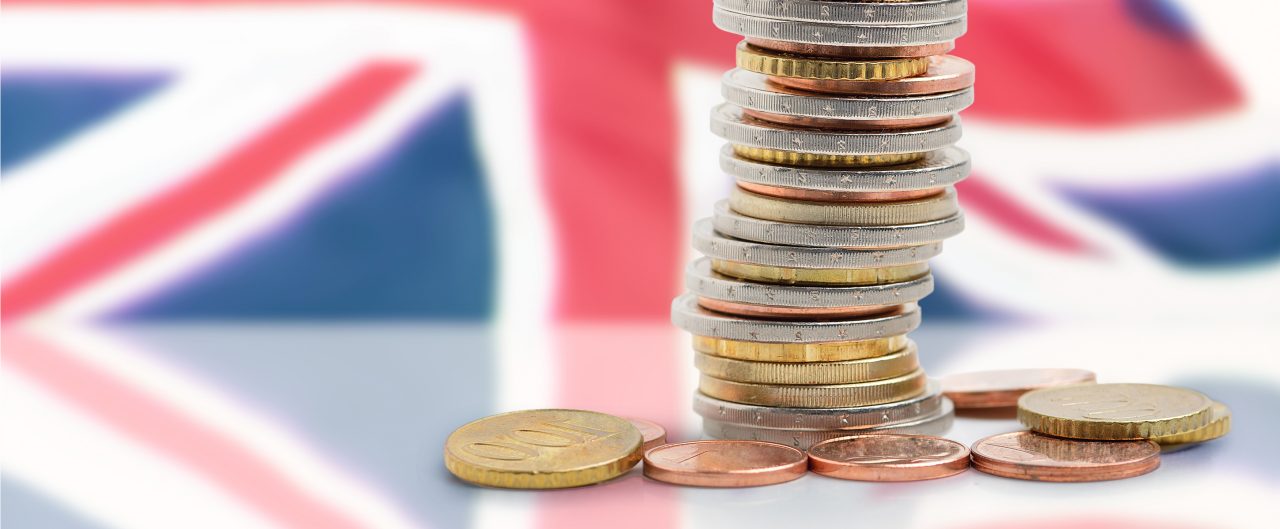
xmin=699 ymin=369 xmax=927 ymax=408
xmin=695 ymin=341 xmax=919 ymax=385
xmin=694 ymin=334 xmax=908 ymax=362
xmin=1152 ymin=402 xmax=1231 ymax=446
xmin=1018 ymin=383 xmax=1215 ymax=440
xmin=444 ymin=409 xmax=642 ymax=489
xmin=711 ymin=260 xmax=930 ymax=286
xmin=730 ymin=186 xmax=959 ymax=226
xmin=736 ymin=42 xmax=930 ymax=81
xmin=733 ymin=145 xmax=925 ymax=167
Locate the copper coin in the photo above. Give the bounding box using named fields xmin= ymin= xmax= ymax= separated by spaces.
xmin=741 ymin=109 xmax=952 ymax=131
xmin=942 ymin=368 xmax=1097 ymax=409
xmin=769 ymin=55 xmax=974 ymax=96
xmin=628 ymin=418 xmax=668 ymax=453
xmin=809 ymin=434 xmax=969 ymax=481
xmin=747 ymin=38 xmax=953 ymax=59
xmin=696 ymin=297 xmax=899 ymax=320
xmin=643 ymin=440 xmax=807 ymax=487
xmin=736 ymin=182 xmax=944 ymax=203
xmin=970 ymin=431 xmax=1160 ymax=482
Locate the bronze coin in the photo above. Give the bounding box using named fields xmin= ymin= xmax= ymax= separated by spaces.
xmin=941 ymin=368 xmax=1097 ymax=409
xmin=741 ymin=108 xmax=953 ymax=131
xmin=643 ymin=440 xmax=807 ymax=487
xmin=696 ymin=296 xmax=900 ymax=320
xmin=809 ymin=434 xmax=969 ymax=481
xmin=970 ymin=431 xmax=1160 ymax=482
xmin=628 ymin=418 xmax=668 ymax=453
xmin=769 ymin=55 xmax=974 ymax=96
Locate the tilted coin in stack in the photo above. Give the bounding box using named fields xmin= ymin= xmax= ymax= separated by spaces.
xmin=673 ymin=0 xmax=973 ymax=448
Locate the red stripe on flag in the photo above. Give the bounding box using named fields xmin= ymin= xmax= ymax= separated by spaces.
xmin=4 ymin=329 xmax=370 ymax=529
xmin=958 ymin=175 xmax=1092 ymax=253
xmin=1 ymin=61 xmax=417 ymax=319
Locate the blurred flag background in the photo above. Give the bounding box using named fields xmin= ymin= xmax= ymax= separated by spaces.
xmin=3 ymin=1 xmax=1278 ymax=529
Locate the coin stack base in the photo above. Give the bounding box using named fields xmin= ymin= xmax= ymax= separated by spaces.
xmin=673 ymin=0 xmax=974 ymax=449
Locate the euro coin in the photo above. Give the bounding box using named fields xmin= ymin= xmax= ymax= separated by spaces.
xmin=1017 ymin=383 xmax=1214 ymax=440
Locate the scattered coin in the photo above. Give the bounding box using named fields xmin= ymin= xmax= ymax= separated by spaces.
xmin=1150 ymin=402 xmax=1231 ymax=446
xmin=444 ymin=409 xmax=642 ymax=489
xmin=809 ymin=434 xmax=970 ymax=481
xmin=643 ymin=440 xmax=808 ymax=487
xmin=970 ymin=431 xmax=1161 ymax=482
xmin=1018 ymin=383 xmax=1215 ymax=440
xmin=627 ymin=418 xmax=669 ymax=453
xmin=942 ymin=368 xmax=1097 ymax=409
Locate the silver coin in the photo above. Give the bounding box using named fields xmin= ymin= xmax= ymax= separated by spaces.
xmin=714 ymin=0 xmax=967 ymax=26
xmin=711 ymin=202 xmax=963 ymax=249
xmin=693 ymin=218 xmax=945 ymax=267
xmin=713 ymin=8 xmax=966 ymax=46
xmin=687 ymin=258 xmax=933 ymax=308
xmin=721 ymin=145 xmax=970 ymax=192
xmin=723 ymin=69 xmax=973 ymax=120
xmin=702 ymin=398 xmax=956 ymax=450
xmin=671 ymin=293 xmax=921 ymax=343
xmin=713 ymin=104 xmax=961 ymax=155
xmin=693 ymin=379 xmax=945 ymax=430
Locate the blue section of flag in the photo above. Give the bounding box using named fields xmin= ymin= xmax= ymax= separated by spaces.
xmin=1124 ymin=0 xmax=1194 ymax=40
xmin=115 ymin=94 xmax=496 ymax=319
xmin=920 ymin=272 xmax=1009 ymax=321
xmin=1 ymin=71 xmax=167 ymax=172
xmin=1056 ymin=161 xmax=1280 ymax=267
xmin=1 ymin=477 xmax=110 ymax=529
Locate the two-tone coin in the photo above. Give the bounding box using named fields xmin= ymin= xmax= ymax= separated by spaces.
xmin=688 ymin=258 xmax=933 ymax=319
xmin=711 ymin=203 xmax=960 ymax=250
xmin=703 ymin=397 xmax=956 ymax=450
xmin=721 ymin=145 xmax=970 ymax=194
xmin=672 ymin=293 xmax=921 ymax=343
xmin=693 ymin=380 xmax=946 ymax=430
xmin=715 ymin=0 xmax=968 ymax=26
xmin=713 ymin=103 xmax=963 ymax=159
xmin=714 ymin=9 xmax=967 ymax=47
xmin=730 ymin=186 xmax=959 ymax=226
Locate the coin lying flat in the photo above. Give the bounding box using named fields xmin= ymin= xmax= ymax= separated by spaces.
xmin=809 ymin=434 xmax=970 ymax=482
xmin=730 ymin=185 xmax=959 ymax=226
xmin=700 ymin=368 xmax=927 ymax=408
xmin=772 ymin=55 xmax=975 ymax=96
xmin=715 ymin=0 xmax=968 ymax=25
xmin=722 ymin=68 xmax=973 ymax=122
xmin=695 ymin=341 xmax=919 ymax=385
xmin=1150 ymin=402 xmax=1231 ymax=446
xmin=733 ymin=145 xmax=925 ymax=167
xmin=715 ymin=9 xmax=967 ymax=47
xmin=710 ymin=260 xmax=931 ymax=287
xmin=444 ymin=409 xmax=643 ymax=489
xmin=714 ymin=103 xmax=962 ymax=156
xmin=720 ymin=144 xmax=971 ymax=193
xmin=693 ymin=380 xmax=945 ymax=430
xmin=970 ymin=431 xmax=1161 ymax=482
xmin=643 ymin=440 xmax=808 ymax=487
xmin=703 ymin=397 xmax=956 ymax=450
xmin=941 ymin=368 xmax=1097 ymax=409
xmin=748 ymin=38 xmax=953 ymax=59
xmin=735 ymin=41 xmax=931 ymax=80
xmin=672 ymin=293 xmax=921 ymax=343
xmin=688 ymin=258 xmax=934 ymax=314
xmin=627 ymin=418 xmax=669 ymax=453
xmin=700 ymin=212 xmax=951 ymax=259
xmin=693 ymin=333 xmax=909 ymax=363
xmin=1018 ymin=383 xmax=1215 ymax=440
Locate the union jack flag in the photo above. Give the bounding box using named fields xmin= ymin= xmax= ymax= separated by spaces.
xmin=3 ymin=1 xmax=1277 ymax=528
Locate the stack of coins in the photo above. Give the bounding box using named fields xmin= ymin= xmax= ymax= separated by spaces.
xmin=672 ymin=0 xmax=973 ymax=450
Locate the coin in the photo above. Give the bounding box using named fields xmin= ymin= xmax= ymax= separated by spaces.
xmin=1018 ymin=383 xmax=1215 ymax=440
xmin=715 ymin=10 xmax=967 ymax=47
xmin=693 ymin=334 xmax=909 ymax=362
xmin=688 ymin=258 xmax=934 ymax=312
xmin=736 ymin=182 xmax=943 ymax=202
xmin=942 ymin=368 xmax=1097 ymax=409
xmin=731 ymin=186 xmax=959 ymax=226
xmin=693 ymin=380 xmax=945 ymax=429
xmin=672 ymin=293 xmax=921 ymax=343
xmin=735 ymin=42 xmax=930 ymax=80
xmin=1150 ymin=402 xmax=1231 ymax=446
xmin=733 ymin=146 xmax=926 ymax=167
xmin=699 ymin=368 xmax=927 ymax=408
xmin=771 ymin=55 xmax=974 ymax=95
xmin=695 ymin=341 xmax=919 ymax=385
xmin=722 ymin=68 xmax=974 ymax=122
xmin=444 ymin=409 xmax=643 ymax=489
xmin=643 ymin=440 xmax=808 ymax=487
xmin=711 ymin=203 xmax=961 ymax=249
xmin=721 ymin=145 xmax=970 ymax=193
xmin=703 ymin=398 xmax=956 ymax=449
xmin=714 ymin=104 xmax=963 ymax=156
xmin=711 ymin=260 xmax=931 ymax=287
xmin=747 ymin=39 xmax=953 ymax=59
xmin=716 ymin=0 xmax=967 ymax=25
xmin=809 ymin=434 xmax=970 ymax=481
xmin=627 ymin=418 xmax=669 ymax=453
xmin=970 ymin=431 xmax=1160 ymax=482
